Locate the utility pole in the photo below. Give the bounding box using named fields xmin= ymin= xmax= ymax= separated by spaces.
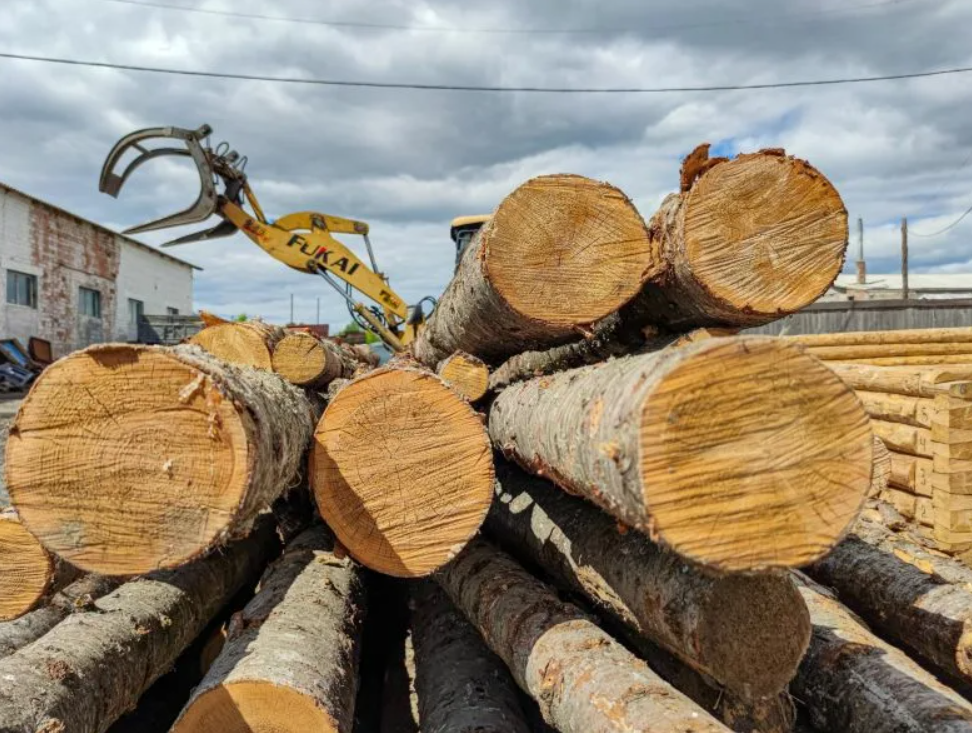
xmin=855 ymin=217 xmax=866 ymax=284
xmin=901 ymin=217 xmax=909 ymax=300
xmin=317 ymin=297 xmax=321 ymax=325
xmin=290 ymin=293 xmax=295 ymax=324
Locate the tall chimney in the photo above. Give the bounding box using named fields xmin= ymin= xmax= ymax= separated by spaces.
xmin=855 ymin=217 xmax=866 ymax=284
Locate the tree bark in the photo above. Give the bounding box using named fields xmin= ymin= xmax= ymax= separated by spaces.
xmin=0 ymin=518 xmax=278 ymax=733
xmin=631 ymin=147 xmax=847 ymax=329
xmin=792 ymin=572 xmax=972 ymax=733
xmin=6 ymin=344 xmax=319 ymax=575
xmin=0 ymin=574 xmax=119 ymax=658
xmin=489 ymin=336 xmax=872 ymax=572
xmin=435 ymin=538 xmax=730 ymax=733
xmin=807 ymin=519 xmax=972 ymax=687
xmin=411 ymin=581 xmax=531 ymax=733
xmin=189 ymin=320 xmax=285 ymax=371
xmin=173 ymin=525 xmax=366 ymax=733
xmin=436 ymin=352 xmax=489 ymax=402
xmin=311 ymin=366 xmax=494 ymax=577
xmin=857 ymin=390 xmax=936 ymax=428
xmin=271 ymin=332 xmax=359 ymax=388
xmin=411 ymin=174 xmax=657 ymax=367
xmin=486 ymin=461 xmax=810 ymax=700
xmin=827 ymin=362 xmax=972 ymax=398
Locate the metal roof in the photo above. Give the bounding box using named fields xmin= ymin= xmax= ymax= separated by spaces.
xmin=0 ymin=181 xmax=202 ymax=271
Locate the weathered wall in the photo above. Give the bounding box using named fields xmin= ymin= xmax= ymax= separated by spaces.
xmin=116 ymin=242 xmax=194 ymax=342
xmin=748 ymin=298 xmax=972 ymax=336
xmin=0 ymin=185 xmax=194 ymax=357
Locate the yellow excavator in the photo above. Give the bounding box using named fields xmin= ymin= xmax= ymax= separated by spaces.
xmin=99 ymin=124 xmax=488 ymax=351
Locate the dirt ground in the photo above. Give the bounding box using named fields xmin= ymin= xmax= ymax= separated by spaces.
xmin=0 ymin=395 xmax=23 ymax=505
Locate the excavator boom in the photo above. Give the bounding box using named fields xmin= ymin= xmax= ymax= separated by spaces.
xmin=98 ymin=123 xmax=427 ymax=349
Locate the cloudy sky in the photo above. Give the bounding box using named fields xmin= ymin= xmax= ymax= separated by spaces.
xmin=0 ymin=0 xmax=970 ymax=327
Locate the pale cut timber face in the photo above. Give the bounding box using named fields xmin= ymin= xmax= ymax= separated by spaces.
xmin=6 ymin=348 xmax=250 ymax=575
xmin=312 ymin=369 xmax=494 ymax=577
xmin=0 ymin=516 xmax=52 ymax=621
xmin=684 ymin=153 xmax=848 ymax=317
xmin=173 ymin=683 xmax=337 ymax=733
xmin=641 ymin=339 xmax=872 ymax=572
xmin=485 ymin=173 xmax=659 ymax=326
xmin=191 ymin=323 xmax=273 ymax=370
xmin=272 ymin=332 xmax=328 ymax=386
xmin=438 ymin=355 xmax=489 ymax=402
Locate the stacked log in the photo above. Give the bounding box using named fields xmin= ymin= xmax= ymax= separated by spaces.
xmin=189 ymin=320 xmax=284 ymax=370
xmin=271 ymin=331 xmax=359 ymax=387
xmin=0 ymin=518 xmax=278 ymax=732
xmin=793 ymin=327 xmax=972 ymax=366
xmin=173 ymin=525 xmax=365 ymax=732
xmin=489 ymin=336 xmax=872 ymax=572
xmin=311 ymin=366 xmax=494 ymax=577
xmin=0 ymin=509 xmax=71 ymax=621
xmin=5 ymin=344 xmax=318 ymax=575
xmin=435 ymin=538 xmax=729 ymax=732
xmin=410 ymin=581 xmax=531 ymax=733
xmin=436 ymin=352 xmax=489 ymax=402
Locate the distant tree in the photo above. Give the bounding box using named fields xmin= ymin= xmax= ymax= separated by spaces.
xmin=338 ymin=322 xmax=362 ymax=336
xmin=235 ymin=314 xmax=248 ymax=322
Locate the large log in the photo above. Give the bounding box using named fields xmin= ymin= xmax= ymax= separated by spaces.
xmin=0 ymin=574 xmax=119 ymax=658
xmin=436 ymin=538 xmax=729 ymax=732
xmin=6 ymin=344 xmax=318 ymax=575
xmin=411 ymin=581 xmax=531 ymax=733
xmin=189 ymin=320 xmax=284 ymax=370
xmin=489 ymin=336 xmax=872 ymax=572
xmin=311 ymin=367 xmax=493 ymax=577
xmin=173 ymin=525 xmax=365 ymax=732
xmin=807 ymin=518 xmax=972 ymax=687
xmin=833 ymin=355 xmax=972 ymax=367
xmin=871 ymin=436 xmax=892 ymax=497
xmin=827 ymin=362 xmax=972 ymax=398
xmin=874 ymin=420 xmax=933 ymax=457
xmin=0 ymin=519 xmax=277 ymax=733
xmin=271 ymin=331 xmax=358 ymax=387
xmin=793 ymin=572 xmax=972 ymax=733
xmin=632 ymin=146 xmax=847 ymax=329
xmin=486 ymin=461 xmax=810 ymax=699
xmin=794 ymin=326 xmax=972 ymax=347
xmin=411 ymin=174 xmax=657 ymax=366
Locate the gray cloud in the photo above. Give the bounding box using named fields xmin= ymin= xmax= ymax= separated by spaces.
xmin=0 ymin=0 xmax=970 ymax=328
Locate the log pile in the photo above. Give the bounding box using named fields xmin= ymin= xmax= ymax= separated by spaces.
xmin=9 ymin=147 xmax=972 ymax=732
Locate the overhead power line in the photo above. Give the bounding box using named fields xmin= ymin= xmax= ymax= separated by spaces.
xmin=910 ymin=199 xmax=972 ymax=238
xmin=93 ymin=0 xmax=917 ymax=35
xmin=1 ymin=51 xmax=970 ymax=93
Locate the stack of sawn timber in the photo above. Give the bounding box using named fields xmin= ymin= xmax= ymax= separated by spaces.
xmin=797 ymin=332 xmax=972 ymax=555
xmin=0 ymin=142 xmax=960 ymax=732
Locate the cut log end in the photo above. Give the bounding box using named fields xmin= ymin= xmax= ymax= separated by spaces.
xmin=0 ymin=515 xmax=52 ymax=621
xmin=484 ymin=173 xmax=656 ymax=326
xmin=683 ymin=152 xmax=847 ymax=318
xmin=174 ymin=681 xmax=339 ymax=733
xmin=271 ymin=332 xmax=350 ymax=387
xmin=641 ymin=339 xmax=872 ymax=571
xmin=312 ymin=368 xmax=494 ymax=577
xmin=6 ymin=345 xmax=310 ymax=576
xmin=437 ymin=352 xmax=489 ymax=402
xmin=190 ymin=322 xmax=274 ymax=370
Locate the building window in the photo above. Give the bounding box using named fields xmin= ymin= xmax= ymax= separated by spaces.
xmin=166 ymin=307 xmax=179 ymax=315
xmin=6 ymin=270 xmax=37 ymax=308
xmin=128 ymin=298 xmax=144 ymax=325
xmin=79 ymin=287 xmax=102 ymax=318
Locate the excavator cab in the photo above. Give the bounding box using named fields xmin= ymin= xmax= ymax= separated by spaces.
xmin=450 ymin=215 xmax=491 ymax=271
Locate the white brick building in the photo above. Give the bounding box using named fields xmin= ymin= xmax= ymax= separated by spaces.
xmin=0 ymin=182 xmax=196 ymax=358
